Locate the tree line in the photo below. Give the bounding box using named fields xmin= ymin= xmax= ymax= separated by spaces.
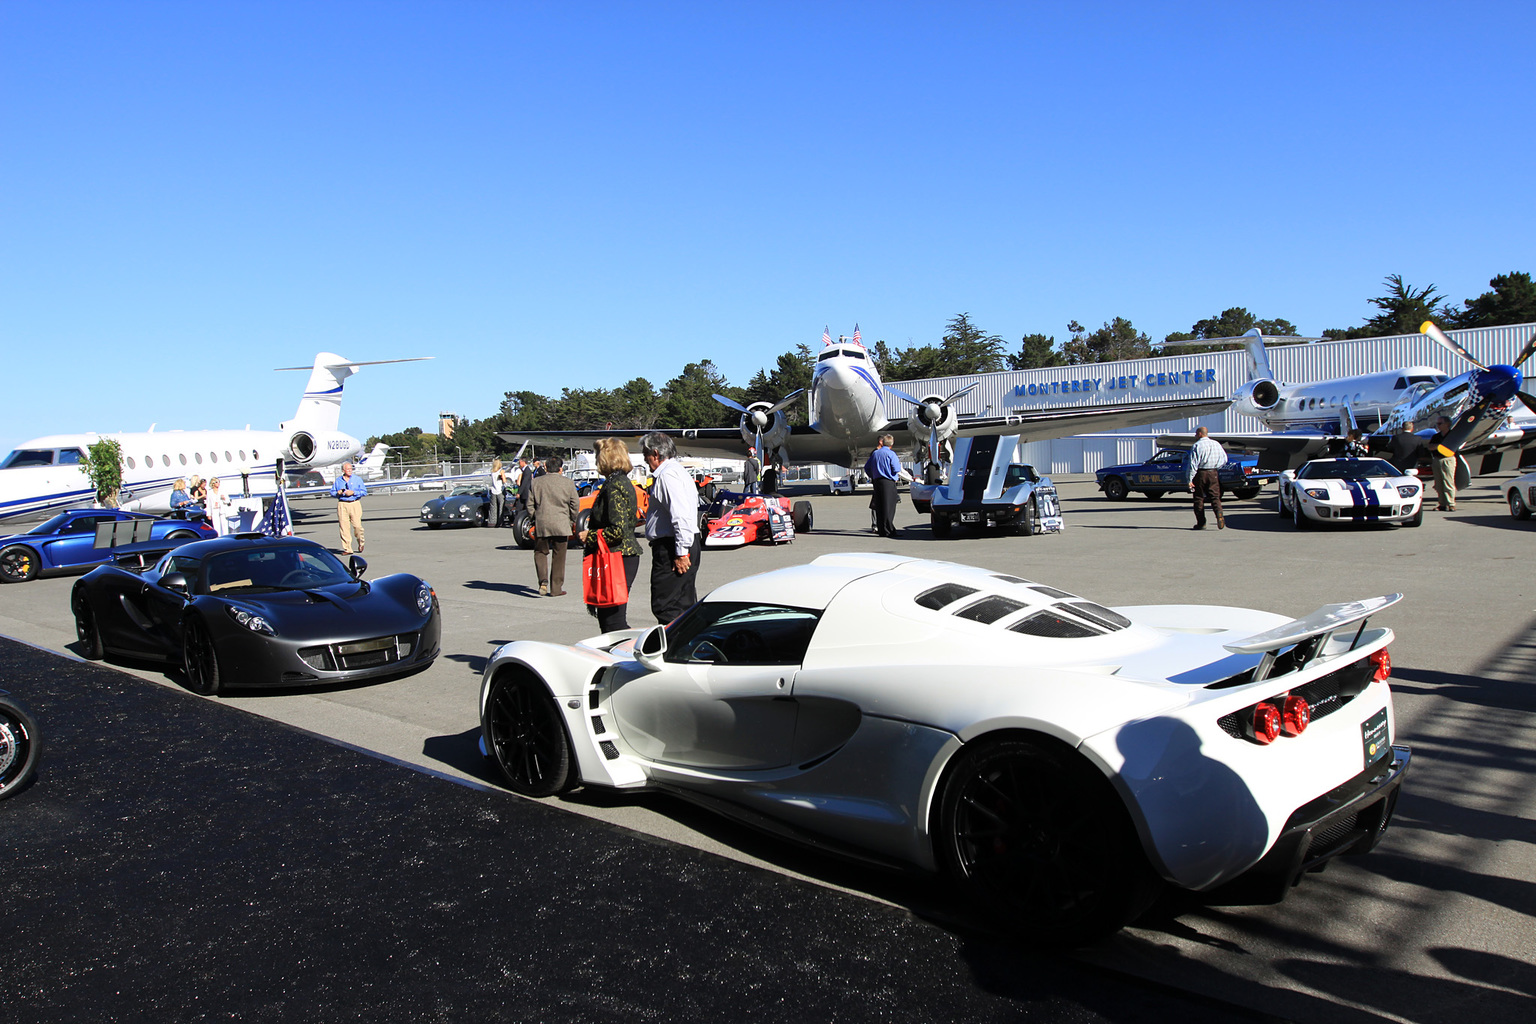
xmin=370 ymin=271 xmax=1536 ymax=462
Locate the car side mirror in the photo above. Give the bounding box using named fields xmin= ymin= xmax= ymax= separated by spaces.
xmin=349 ymin=555 xmax=368 ymax=579
xmin=635 ymin=625 xmax=668 ymax=670
xmin=161 ymin=572 xmax=189 ymax=596
xmin=1405 ymin=468 xmax=1418 ymax=477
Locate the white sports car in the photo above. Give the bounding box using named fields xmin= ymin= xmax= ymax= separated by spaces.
xmin=1504 ymin=470 xmax=1536 ymax=520
xmin=478 ymin=553 xmax=1409 ymax=944
xmin=1278 ymin=457 xmax=1424 ymax=528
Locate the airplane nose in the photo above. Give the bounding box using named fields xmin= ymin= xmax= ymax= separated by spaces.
xmin=1482 ymin=365 xmax=1521 ymax=404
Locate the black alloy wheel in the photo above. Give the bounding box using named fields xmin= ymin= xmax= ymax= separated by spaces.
xmin=0 ymin=697 xmax=40 ymax=800
xmin=936 ymin=737 xmax=1157 ymax=946
xmin=1101 ymin=476 xmax=1128 ymax=501
xmin=484 ymin=671 xmax=576 ymax=797
xmin=182 ymin=617 xmax=222 ymax=696
xmin=74 ymin=597 xmax=103 ymax=660
xmin=0 ymin=545 xmax=40 ymax=583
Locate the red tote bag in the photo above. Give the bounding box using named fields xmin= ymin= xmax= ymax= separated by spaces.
xmin=583 ymin=532 xmax=628 ymax=607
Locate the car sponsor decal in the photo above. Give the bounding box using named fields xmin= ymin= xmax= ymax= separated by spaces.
xmin=1362 ymin=707 xmax=1389 ymax=766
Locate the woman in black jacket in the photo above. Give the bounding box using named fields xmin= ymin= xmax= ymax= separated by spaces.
xmin=580 ymin=438 xmax=643 ymax=631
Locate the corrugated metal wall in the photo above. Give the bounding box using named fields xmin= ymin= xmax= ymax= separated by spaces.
xmin=890 ymin=322 xmax=1535 ymax=474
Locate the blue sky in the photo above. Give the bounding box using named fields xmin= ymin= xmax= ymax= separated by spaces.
xmin=4 ymin=1 xmax=1532 ymax=453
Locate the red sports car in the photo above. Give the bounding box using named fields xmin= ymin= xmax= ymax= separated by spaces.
xmin=702 ymin=492 xmax=813 ymax=549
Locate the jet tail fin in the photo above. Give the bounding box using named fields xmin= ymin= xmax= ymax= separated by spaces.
xmin=275 ymin=354 xmax=431 ymax=433
xmin=1237 ymin=328 xmax=1274 ymax=383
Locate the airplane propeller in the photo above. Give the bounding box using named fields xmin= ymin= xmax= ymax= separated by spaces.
xmin=712 ymin=390 xmax=803 ymax=457
xmin=884 ymin=382 xmax=981 ymax=473
xmin=1420 ymin=322 xmax=1536 ymax=453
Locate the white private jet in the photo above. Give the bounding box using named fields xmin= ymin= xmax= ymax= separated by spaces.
xmin=1161 ymin=326 xmax=1536 ymax=476
xmin=499 ymin=326 xmax=1231 ymax=488
xmin=0 ymin=354 xmax=426 ymax=522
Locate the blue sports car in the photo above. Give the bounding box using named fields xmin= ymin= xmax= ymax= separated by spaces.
xmin=0 ymin=508 xmax=215 ymax=583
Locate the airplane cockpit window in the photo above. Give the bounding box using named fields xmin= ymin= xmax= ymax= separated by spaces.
xmin=1408 ymin=374 xmax=1447 ymax=386
xmin=845 ymin=349 xmax=866 ymax=360
xmin=663 ymin=601 xmax=822 ymax=665
xmin=56 ymin=448 xmax=86 ymax=465
xmin=817 ymin=350 xmax=839 ymax=362
xmin=1394 ymin=377 xmax=1408 ymax=390
xmin=1 ymin=449 xmax=55 ymax=469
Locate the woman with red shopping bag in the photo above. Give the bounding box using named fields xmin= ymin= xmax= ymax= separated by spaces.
xmin=579 ymin=437 xmax=643 ymax=631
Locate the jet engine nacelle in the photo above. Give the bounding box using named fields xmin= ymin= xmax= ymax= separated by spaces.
xmin=285 ymin=429 xmax=360 ymax=466
xmin=738 ymin=404 xmax=790 ymax=454
xmin=906 ymin=396 xmax=960 ymax=448
xmin=1231 ymin=379 xmax=1282 ymax=419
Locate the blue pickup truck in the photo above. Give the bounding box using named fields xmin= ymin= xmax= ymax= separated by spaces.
xmin=1096 ymin=448 xmax=1276 ymax=501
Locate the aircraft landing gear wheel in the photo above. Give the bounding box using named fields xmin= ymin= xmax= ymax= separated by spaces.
xmin=931 ymin=512 xmax=952 ymax=538
xmin=1510 ymin=491 xmax=1531 ymax=521
xmin=1102 ymin=477 xmax=1128 ymax=501
xmin=924 ymin=463 xmax=942 ymax=485
xmin=936 ymin=738 xmax=1158 ymax=947
xmin=0 ymin=545 xmax=40 ymax=583
xmin=484 ymin=670 xmax=577 ymax=797
xmin=182 ymin=617 xmax=222 ymax=696
xmin=0 ymin=696 xmax=40 ymax=800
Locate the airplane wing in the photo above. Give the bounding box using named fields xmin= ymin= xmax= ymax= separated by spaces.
xmin=931 ymin=396 xmax=1233 ymax=445
xmin=1157 ymin=431 xmax=1336 ymax=471
xmin=494 ymin=426 xmax=855 ymax=465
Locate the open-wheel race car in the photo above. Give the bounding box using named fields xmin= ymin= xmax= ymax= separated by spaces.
xmin=701 ymin=491 xmax=813 ymax=549
xmin=72 ymin=535 xmax=440 ymax=694
xmin=477 ymin=552 xmax=1409 ymax=945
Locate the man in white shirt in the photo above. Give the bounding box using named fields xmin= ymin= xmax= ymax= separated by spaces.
xmin=641 ymin=432 xmax=702 ymax=623
xmin=1185 ymin=426 xmax=1229 ymax=530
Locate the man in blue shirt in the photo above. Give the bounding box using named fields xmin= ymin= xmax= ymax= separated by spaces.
xmin=863 ymin=434 xmax=903 ymax=538
xmin=332 ymin=461 xmax=368 ymax=553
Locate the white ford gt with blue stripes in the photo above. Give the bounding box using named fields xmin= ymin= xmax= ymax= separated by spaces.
xmin=1278 ymin=457 xmax=1424 ymax=528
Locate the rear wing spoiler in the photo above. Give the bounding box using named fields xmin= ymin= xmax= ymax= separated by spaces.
xmin=1224 ymin=593 xmax=1402 ymax=683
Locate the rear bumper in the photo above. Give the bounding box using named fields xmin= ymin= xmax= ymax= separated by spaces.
xmin=1205 ymin=743 xmax=1410 ymax=904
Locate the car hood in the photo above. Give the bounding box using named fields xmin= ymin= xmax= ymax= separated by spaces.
xmin=203 ymin=579 xmax=429 ymax=636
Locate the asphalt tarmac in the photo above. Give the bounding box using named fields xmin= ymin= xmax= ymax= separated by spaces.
xmin=3 ymin=477 xmax=1534 ymax=1022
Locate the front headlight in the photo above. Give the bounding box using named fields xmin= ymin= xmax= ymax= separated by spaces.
xmin=420 ymin=505 xmax=432 ymax=515
xmin=416 ymin=582 xmax=434 ymax=616
xmin=455 ymin=503 xmax=472 ymax=515
xmin=1397 ymin=485 xmax=1420 ymax=497
xmin=1304 ymin=488 xmax=1329 ymax=500
xmin=226 ymin=605 xmax=276 ymax=636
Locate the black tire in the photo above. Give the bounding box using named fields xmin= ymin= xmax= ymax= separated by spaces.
xmin=701 ymin=482 xmax=717 ymax=502
xmin=1510 ymin=490 xmax=1531 ymax=521
xmin=181 ymin=617 xmax=222 ymax=696
xmin=1102 ymin=476 xmax=1128 ymax=501
xmin=1016 ymin=499 xmax=1035 ymax=537
xmin=1277 ymin=491 xmax=1288 ymax=516
xmin=0 ymin=697 xmax=40 ymax=800
xmin=932 ymin=512 xmax=952 ymax=538
xmin=1405 ymin=504 xmax=1423 ymax=527
xmin=792 ymin=500 xmax=813 ymax=532
xmin=166 ymin=530 xmax=199 ymax=540
xmin=475 ymin=507 xmax=489 ymax=527
xmin=1142 ymin=490 xmax=1165 ymax=500
xmin=0 ymin=544 xmax=40 ymax=583
xmin=1292 ymin=499 xmax=1313 ymax=530
xmin=74 ymin=595 xmax=103 ymax=661
xmin=1232 ymin=486 xmax=1260 ymax=500
xmin=483 ymin=670 xmax=577 ymax=797
xmin=761 ymin=467 xmax=778 ymax=494
xmin=427 ymin=522 xmax=442 ymax=529
xmin=512 ymin=510 xmax=536 ymax=550
xmin=924 ymin=463 xmax=942 ymax=485
xmin=935 ymin=737 xmax=1158 ymax=946
xmin=575 ymin=509 xmax=591 ymax=537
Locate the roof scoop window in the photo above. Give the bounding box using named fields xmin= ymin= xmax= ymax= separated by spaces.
xmin=1010 ymin=611 xmax=1102 ymax=639
xmin=916 ymin=583 xmax=979 ymax=610
xmin=991 ymin=574 xmax=1033 ymax=585
xmin=1030 ymin=585 xmax=1074 ymax=600
xmin=955 ymin=596 xmax=1026 ymax=624
xmin=1064 ymin=602 xmax=1131 ymax=631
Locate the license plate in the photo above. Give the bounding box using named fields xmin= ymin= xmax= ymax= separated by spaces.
xmin=960 ymin=512 xmax=980 ymax=523
xmin=1361 ymin=708 xmax=1389 ymax=766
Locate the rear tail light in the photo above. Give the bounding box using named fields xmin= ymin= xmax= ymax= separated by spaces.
xmin=1247 ymin=702 xmax=1282 ymax=744
xmin=1281 ymin=695 xmax=1310 ymax=736
xmin=1370 ymin=648 xmax=1392 ymax=682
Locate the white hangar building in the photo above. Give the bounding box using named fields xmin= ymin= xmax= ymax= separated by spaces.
xmin=886 ymin=321 xmax=1536 ymax=475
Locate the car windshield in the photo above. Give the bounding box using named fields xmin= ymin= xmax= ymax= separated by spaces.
xmin=202 ymin=545 xmax=354 ymax=594
xmin=1299 ymin=459 xmax=1399 ymax=480
xmin=450 ymin=486 xmax=482 ymax=496
xmin=27 ymin=513 xmax=73 ymax=535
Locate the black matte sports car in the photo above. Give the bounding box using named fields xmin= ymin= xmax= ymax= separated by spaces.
xmin=71 ymin=536 xmax=441 ymax=694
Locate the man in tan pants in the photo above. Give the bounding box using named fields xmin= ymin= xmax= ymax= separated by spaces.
xmin=331 ymin=462 xmax=368 ymax=553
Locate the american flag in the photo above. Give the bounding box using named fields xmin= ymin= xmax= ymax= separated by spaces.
xmin=263 ymin=485 xmax=293 ymax=537
xmin=822 ymin=325 xmax=831 ymax=346
xmin=852 ymin=324 xmax=861 ymax=346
